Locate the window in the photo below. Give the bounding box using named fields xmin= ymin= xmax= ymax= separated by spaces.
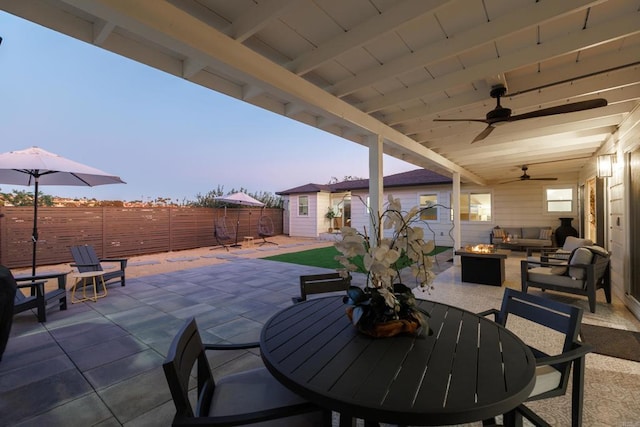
xmin=451 ymin=192 xmax=492 ymax=221
xmin=419 ymin=194 xmax=438 ymax=221
xmin=545 ymin=187 xmax=574 ymax=213
xmin=298 ymin=195 xmax=309 ymax=216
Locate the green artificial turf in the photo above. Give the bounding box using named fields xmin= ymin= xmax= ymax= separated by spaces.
xmin=261 ymin=245 xmax=451 ymax=270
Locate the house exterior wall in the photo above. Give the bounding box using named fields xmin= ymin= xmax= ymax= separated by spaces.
xmin=348 ymin=181 xmax=579 ymax=248
xmin=317 ymin=192 xmax=333 ymax=234
xmin=287 ymin=178 xmax=582 ymax=248
xmin=285 ymin=191 xmax=334 ymax=238
xmin=581 ymin=108 xmax=640 ymax=318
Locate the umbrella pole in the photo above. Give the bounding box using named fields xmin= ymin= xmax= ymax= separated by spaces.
xmin=230 ymin=208 xmax=241 ymax=247
xmin=31 ymin=176 xmax=39 ymax=276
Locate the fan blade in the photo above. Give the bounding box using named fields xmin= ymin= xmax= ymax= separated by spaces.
xmin=471 ymin=125 xmax=495 ymax=143
xmin=508 ymin=98 xmax=607 ymax=122
xmin=530 ymin=178 xmax=558 ymax=181
xmin=433 ymin=118 xmax=488 ymax=123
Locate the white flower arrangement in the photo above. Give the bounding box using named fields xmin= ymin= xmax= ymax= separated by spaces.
xmin=335 ymin=195 xmax=436 ymax=291
xmin=334 ymin=195 xmax=438 ymax=335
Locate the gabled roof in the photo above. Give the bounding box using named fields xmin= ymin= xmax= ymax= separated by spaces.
xmin=277 ymin=169 xmax=451 ymax=195
xmin=276 ymin=183 xmax=334 ymax=195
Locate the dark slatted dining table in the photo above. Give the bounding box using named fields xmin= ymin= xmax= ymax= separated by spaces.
xmin=260 ymin=296 xmax=535 ymax=426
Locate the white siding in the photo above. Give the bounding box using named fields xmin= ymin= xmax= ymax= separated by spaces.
xmin=288 ymin=193 xmax=317 ymax=238
xmin=579 ymin=107 xmax=639 ymax=318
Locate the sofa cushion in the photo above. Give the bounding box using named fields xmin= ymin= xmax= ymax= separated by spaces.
xmin=562 ymin=236 xmax=593 ymax=252
xmin=539 ymin=228 xmax=553 ymax=240
xmin=521 ymin=227 xmax=540 ymax=239
xmin=550 ymin=265 xmax=568 ymax=275
xmin=528 ymin=267 xmax=584 ymax=289
xmin=530 ymin=365 xmax=562 ymax=397
xmin=518 ymin=238 xmax=553 ymax=247
xmin=568 ymin=247 xmax=594 ymax=280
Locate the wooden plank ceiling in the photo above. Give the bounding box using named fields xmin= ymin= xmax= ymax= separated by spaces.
xmin=1 ymin=0 xmax=639 ymax=184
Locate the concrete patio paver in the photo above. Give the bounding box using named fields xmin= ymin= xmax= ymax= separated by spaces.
xmin=2 ymin=239 xmax=639 ymax=426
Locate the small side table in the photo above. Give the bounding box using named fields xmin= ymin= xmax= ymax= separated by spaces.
xmin=70 ymin=271 xmax=107 ymax=303
xmin=243 ymin=236 xmax=254 ymax=247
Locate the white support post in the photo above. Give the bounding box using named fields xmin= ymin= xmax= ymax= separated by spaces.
xmin=453 ymin=172 xmax=461 ymax=265
xmin=369 ymin=134 xmax=384 ymax=247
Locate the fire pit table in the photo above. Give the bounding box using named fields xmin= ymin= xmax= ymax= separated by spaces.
xmin=455 ymin=245 xmax=510 ymax=286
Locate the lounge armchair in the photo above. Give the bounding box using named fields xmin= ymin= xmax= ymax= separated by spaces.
xmin=479 ymin=289 xmax=592 ymax=427
xmin=292 ymin=272 xmax=352 ymax=303
xmin=70 ymin=245 xmax=127 ymax=287
xmin=163 ymin=317 xmax=329 ymax=426
xmin=521 ymin=245 xmax=611 ymax=313
xmin=1 ymin=265 xmax=68 ymax=359
xmin=525 ymin=236 xmax=593 ymax=262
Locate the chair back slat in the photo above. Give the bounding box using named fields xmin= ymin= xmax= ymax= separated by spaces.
xmin=70 ymin=245 xmax=103 ymax=273
xmin=163 ymin=318 xmax=215 ymax=419
xmin=296 ymin=273 xmax=352 ymax=302
xmin=499 ymin=289 xmax=583 ymax=350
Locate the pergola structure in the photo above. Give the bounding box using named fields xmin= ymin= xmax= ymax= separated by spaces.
xmin=2 ymin=0 xmax=640 ymax=312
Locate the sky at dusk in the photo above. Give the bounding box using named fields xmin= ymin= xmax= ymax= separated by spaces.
xmin=0 ymin=12 xmax=416 ymax=203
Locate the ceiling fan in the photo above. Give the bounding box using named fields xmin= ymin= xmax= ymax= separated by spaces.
xmin=433 ymin=85 xmax=608 ymax=143
xmin=500 ymin=165 xmax=558 ymax=184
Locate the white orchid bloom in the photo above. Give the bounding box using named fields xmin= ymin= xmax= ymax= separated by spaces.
xmin=334 ymin=194 xmax=437 ymax=293
xmin=405 ymin=206 xmax=419 ymax=222
xmin=372 ymin=245 xmax=400 ymax=267
xmin=378 ymin=287 xmax=399 ymax=309
xmin=335 ymin=234 xmax=366 ymax=257
xmin=340 ymin=226 xmax=359 ymax=237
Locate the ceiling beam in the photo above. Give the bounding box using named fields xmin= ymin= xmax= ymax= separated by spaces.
xmin=386 ymin=62 xmax=639 ymax=129
xmin=401 ymin=78 xmax=640 ymax=135
xmin=231 ymin=0 xmax=297 ymax=42
xmin=286 ymin=0 xmax=450 ymax=75
xmin=332 ymin=0 xmax=603 ymax=97
xmin=358 ymin=13 xmax=640 ymax=113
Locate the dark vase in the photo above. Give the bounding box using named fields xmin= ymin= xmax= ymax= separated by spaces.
xmin=555 ymin=217 xmax=578 ymax=247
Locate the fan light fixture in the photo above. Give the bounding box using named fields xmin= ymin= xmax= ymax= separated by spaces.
xmin=597 ymin=154 xmax=614 ymax=178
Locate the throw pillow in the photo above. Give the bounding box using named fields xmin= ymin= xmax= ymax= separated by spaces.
xmin=562 ymin=236 xmax=593 ymax=251
xmin=550 ymin=265 xmax=568 ymax=275
xmin=539 ymin=228 xmax=552 ymax=240
xmin=493 ymin=228 xmax=505 ymax=238
xmin=568 ymin=247 xmax=594 ymax=280
xmin=584 ymin=245 xmax=608 ymax=257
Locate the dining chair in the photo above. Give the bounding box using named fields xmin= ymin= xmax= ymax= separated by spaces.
xmin=292 ymin=272 xmax=352 ymax=303
xmin=163 ymin=317 xmax=330 ymax=426
xmin=479 ymin=289 xmax=592 ymax=427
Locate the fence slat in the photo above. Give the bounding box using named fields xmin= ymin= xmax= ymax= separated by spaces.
xmin=0 ymin=206 xmax=282 ymax=268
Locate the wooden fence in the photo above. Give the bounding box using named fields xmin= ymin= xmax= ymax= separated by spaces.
xmin=0 ymin=206 xmax=283 ymax=269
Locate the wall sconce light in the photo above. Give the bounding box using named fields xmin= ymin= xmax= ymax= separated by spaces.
xmin=597 ymin=154 xmax=614 ymax=178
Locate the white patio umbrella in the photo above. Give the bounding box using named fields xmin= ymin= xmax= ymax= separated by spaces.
xmin=214 ymin=192 xmax=264 ymax=247
xmin=0 ymin=146 xmax=126 ymax=275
